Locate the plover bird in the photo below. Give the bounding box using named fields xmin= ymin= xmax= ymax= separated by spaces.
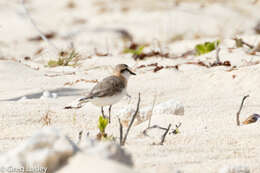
xmin=64 ymin=64 xmax=136 ymax=122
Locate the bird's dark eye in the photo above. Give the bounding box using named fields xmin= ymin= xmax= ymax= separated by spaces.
xmin=120 ymin=69 xmax=127 ymax=73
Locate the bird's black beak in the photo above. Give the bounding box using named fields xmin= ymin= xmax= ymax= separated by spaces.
xmin=127 ymin=69 xmax=136 ymax=75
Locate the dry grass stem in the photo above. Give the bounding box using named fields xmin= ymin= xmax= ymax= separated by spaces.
xmin=159 ymin=124 xmax=171 ymax=145
xmin=21 ymin=0 xmax=59 ymax=53
xmin=119 ymin=93 xmax=141 ymax=146
xmin=236 ymin=95 xmax=250 ymax=126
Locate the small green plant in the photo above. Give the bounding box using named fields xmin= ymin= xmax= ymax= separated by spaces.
xmin=124 ymin=45 xmax=145 ymax=56
xmin=47 ymin=49 xmax=80 ymax=67
xmin=97 ymin=116 xmax=109 ymax=140
xmin=98 ymin=116 xmax=109 ymax=134
xmin=195 ymin=40 xmax=220 ymax=56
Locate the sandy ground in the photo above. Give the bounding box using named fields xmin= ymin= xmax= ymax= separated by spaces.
xmin=1 ymin=0 xmax=260 ymax=172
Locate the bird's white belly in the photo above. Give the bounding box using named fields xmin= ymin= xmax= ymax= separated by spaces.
xmin=91 ymin=89 xmax=126 ymax=106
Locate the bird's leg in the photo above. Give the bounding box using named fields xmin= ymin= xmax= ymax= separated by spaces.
xmin=101 ymin=107 xmax=105 ymax=118
xmin=108 ymin=105 xmax=112 ymax=123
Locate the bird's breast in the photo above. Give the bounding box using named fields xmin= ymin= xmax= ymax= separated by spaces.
xmin=91 ymin=89 xmax=127 ymax=107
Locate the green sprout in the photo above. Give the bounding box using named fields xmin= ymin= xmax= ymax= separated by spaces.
xmin=124 ymin=45 xmax=145 ymax=56
xmin=96 ymin=116 xmax=116 ymax=141
xmin=47 ymin=49 xmax=80 ymax=67
xmin=195 ymin=40 xmax=220 ymax=56
xmin=98 ymin=116 xmax=109 ymax=134
xmin=174 ymin=127 xmax=180 ymax=134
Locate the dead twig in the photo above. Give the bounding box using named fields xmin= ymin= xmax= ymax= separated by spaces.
xmin=143 ymin=125 xmax=169 ymax=136
xmin=233 ymin=38 xmax=254 ymax=49
xmin=21 ymin=0 xmax=59 ymax=53
xmin=118 ymin=118 xmax=123 ymax=145
xmin=137 ymin=63 xmax=179 ymax=73
xmin=119 ymin=93 xmax=141 ymax=146
xmin=147 ymin=94 xmax=157 ymax=128
xmin=160 ymin=124 xmax=171 ymax=145
xmin=236 ymin=95 xmax=250 ymax=126
xmin=179 ymin=50 xmax=196 ymax=58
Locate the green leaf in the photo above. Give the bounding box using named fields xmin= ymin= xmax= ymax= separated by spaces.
xmin=195 ymin=40 xmax=220 ymax=56
xmin=47 ymin=60 xmax=58 ymax=67
xmin=135 ymin=46 xmax=145 ymax=55
xmin=98 ymin=116 xmax=109 ymax=133
xmin=123 ymin=45 xmax=145 ymax=56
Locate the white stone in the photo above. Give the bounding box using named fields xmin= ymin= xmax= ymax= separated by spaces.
xmin=51 ymin=93 xmax=58 ymax=99
xmin=154 ymin=99 xmax=184 ymax=116
xmin=80 ymin=137 xmax=133 ymax=167
xmin=0 ymin=128 xmax=78 ymax=173
xmin=56 ymin=154 xmax=136 ymax=173
xmin=0 ymin=128 xmax=134 ymax=173
xmin=117 ymin=99 xmax=184 ymax=125
xmin=40 ymin=90 xmax=51 ymax=99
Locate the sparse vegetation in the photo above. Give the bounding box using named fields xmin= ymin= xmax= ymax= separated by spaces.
xmin=47 ymin=49 xmax=81 ymax=67
xmin=4 ymin=1 xmax=260 ymax=172
xmin=39 ymin=111 xmax=52 ymax=126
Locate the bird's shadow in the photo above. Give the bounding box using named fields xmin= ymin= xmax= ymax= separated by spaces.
xmin=1 ymin=88 xmax=84 ymax=101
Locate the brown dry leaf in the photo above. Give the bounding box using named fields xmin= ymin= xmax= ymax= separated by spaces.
xmin=137 ymin=63 xmax=178 ymax=73
xmin=24 ymin=56 xmax=31 ymax=61
xmin=153 ymin=66 xmax=164 ymax=72
xmin=64 ymin=79 xmax=98 ymax=86
xmin=34 ymin=48 xmax=44 ymax=55
xmin=242 ymin=114 xmax=260 ymax=125
xmin=134 ymin=51 xmax=170 ymax=60
xmin=210 ymin=60 xmax=231 ymax=67
xmin=185 ymin=61 xmax=209 ymax=68
xmin=28 ymin=32 xmax=56 ymax=41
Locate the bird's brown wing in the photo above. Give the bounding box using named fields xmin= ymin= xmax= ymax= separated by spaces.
xmin=87 ymin=76 xmax=125 ymax=98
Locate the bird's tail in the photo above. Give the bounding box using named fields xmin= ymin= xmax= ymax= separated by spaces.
xmin=64 ymin=97 xmax=89 ymax=109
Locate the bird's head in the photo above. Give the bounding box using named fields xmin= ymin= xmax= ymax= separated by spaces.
xmin=114 ymin=64 xmax=136 ymax=79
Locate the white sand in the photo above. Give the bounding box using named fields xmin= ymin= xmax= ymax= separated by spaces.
xmin=1 ymin=0 xmax=260 ymax=172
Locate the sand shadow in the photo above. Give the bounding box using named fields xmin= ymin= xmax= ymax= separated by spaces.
xmin=1 ymin=88 xmax=84 ymax=101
